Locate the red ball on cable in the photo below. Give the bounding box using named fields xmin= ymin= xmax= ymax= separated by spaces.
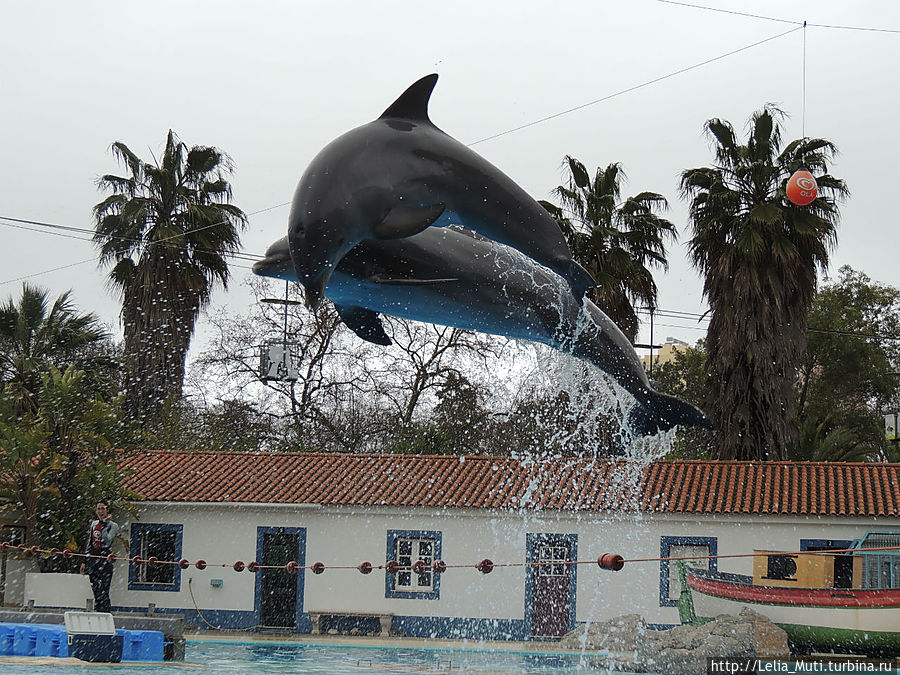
xmin=597 ymin=553 xmax=625 ymax=571
xmin=786 ymin=170 xmax=818 ymax=206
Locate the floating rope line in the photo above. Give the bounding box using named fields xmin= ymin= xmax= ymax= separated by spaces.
xmin=6 ymin=542 xmax=900 ymax=577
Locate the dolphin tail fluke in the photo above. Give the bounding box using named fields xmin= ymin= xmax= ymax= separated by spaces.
xmin=627 ymin=390 xmax=714 ymax=437
xmin=565 ymin=260 xmax=597 ymax=301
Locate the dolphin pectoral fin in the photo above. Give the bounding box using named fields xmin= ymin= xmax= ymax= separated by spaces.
xmin=372 ymin=203 xmax=446 ymax=240
xmin=334 ymin=304 xmax=392 ymax=346
xmin=628 ymin=390 xmax=714 ymax=437
xmin=370 ymin=274 xmax=457 ymax=286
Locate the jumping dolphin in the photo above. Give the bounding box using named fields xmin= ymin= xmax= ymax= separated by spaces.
xmin=254 ymin=230 xmax=712 ymax=437
xmin=288 ymin=73 xmax=596 ymax=310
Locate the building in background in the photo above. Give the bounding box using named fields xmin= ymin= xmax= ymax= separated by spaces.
xmin=3 ymin=452 xmax=896 ymax=641
xmin=640 ymin=337 xmax=691 ymax=373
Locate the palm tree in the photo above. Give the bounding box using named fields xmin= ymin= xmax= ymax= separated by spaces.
xmin=681 ymin=105 xmax=848 ymax=461
xmin=0 ymin=284 xmax=107 ymax=414
xmin=93 ymin=130 xmax=246 ymax=420
xmin=540 ymin=156 xmax=677 ymax=342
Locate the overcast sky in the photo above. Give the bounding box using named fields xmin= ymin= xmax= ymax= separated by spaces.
xmin=3 ymin=1 xmax=899 ymax=359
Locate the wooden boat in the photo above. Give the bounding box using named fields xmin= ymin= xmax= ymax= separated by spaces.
xmin=677 ymin=531 xmax=900 ymax=655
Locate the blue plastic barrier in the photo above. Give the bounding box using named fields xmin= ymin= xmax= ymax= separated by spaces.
xmin=0 ymin=622 xmax=161 ymax=661
xmin=0 ymin=623 xmax=14 ymax=655
xmin=34 ymin=627 xmax=57 ymax=657
xmin=121 ymin=629 xmax=164 ymax=661
xmin=12 ymin=624 xmax=36 ymax=656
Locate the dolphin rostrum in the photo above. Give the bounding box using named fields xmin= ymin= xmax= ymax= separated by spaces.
xmin=255 ymin=230 xmax=712 ymax=437
xmin=288 ymin=73 xmax=596 ymax=310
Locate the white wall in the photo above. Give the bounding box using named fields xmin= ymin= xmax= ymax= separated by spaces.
xmin=109 ymin=501 xmax=896 ymax=628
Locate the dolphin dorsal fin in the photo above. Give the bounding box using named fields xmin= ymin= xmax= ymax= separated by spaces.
xmin=379 ymin=74 xmax=438 ymax=122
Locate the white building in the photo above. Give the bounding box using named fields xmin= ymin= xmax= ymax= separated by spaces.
xmin=6 ymin=452 xmax=900 ymax=640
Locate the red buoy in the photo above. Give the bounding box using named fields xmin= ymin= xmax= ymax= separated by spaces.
xmin=597 ymin=553 xmax=625 ymax=571
xmin=247 ymin=561 xmax=260 ymax=573
xmin=178 ymin=558 xmax=190 ymax=569
xmin=358 ymin=561 xmax=373 ymax=575
xmin=195 ymin=559 xmax=207 ymax=570
xmin=432 ymin=560 xmax=447 ymax=574
xmin=285 ymin=561 xmax=300 ymax=574
xmin=311 ymin=561 xmax=326 ymax=574
xmin=233 ymin=560 xmax=245 ymax=572
xmin=476 ymin=558 xmax=494 ymax=574
xmin=786 ymin=170 xmax=818 ymax=206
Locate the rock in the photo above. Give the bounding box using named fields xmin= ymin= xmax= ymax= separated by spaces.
xmin=559 ymin=613 xmax=647 ymax=653
xmin=562 ymin=609 xmax=789 ymax=675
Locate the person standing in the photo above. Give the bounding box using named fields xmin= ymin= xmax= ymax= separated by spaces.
xmin=79 ymin=500 xmax=119 ymax=613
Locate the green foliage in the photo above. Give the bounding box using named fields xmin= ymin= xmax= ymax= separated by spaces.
xmin=540 ymin=156 xmax=677 ymax=342
xmin=0 ymin=283 xmax=109 ymax=414
xmin=0 ymin=364 xmax=142 ymax=565
xmin=681 ymin=105 xmax=847 ymax=460
xmin=650 ymin=342 xmax=716 ymax=459
xmin=653 ymin=268 xmax=900 ymax=462
xmin=93 ymin=130 xmax=246 ymax=422
xmin=791 ymin=266 xmax=900 ymax=461
xmin=147 ymin=398 xmax=277 ymax=452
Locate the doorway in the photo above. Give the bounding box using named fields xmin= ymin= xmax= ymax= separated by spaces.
xmin=526 ymin=534 xmax=576 ymax=638
xmin=256 ymin=527 xmax=306 ymax=629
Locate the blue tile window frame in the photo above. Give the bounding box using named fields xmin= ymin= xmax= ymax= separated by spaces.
xmin=659 ymin=535 xmax=716 ymax=607
xmin=385 ymin=529 xmax=442 ymax=600
xmin=128 ymin=523 xmax=184 ymax=592
xmin=799 ymin=538 xmax=853 ymax=552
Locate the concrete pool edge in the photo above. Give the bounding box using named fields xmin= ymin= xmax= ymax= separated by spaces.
xmin=185 ymin=630 xmax=611 ymax=658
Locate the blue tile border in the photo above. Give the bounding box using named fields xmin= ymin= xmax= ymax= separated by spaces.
xmin=659 ymin=535 xmax=717 ymax=607
xmin=384 ymin=529 xmax=442 ymax=600
xmin=128 ymin=523 xmax=184 ymax=592
xmin=254 ymin=526 xmax=310 ymax=632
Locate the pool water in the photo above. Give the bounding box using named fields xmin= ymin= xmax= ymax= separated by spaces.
xmin=0 ymin=639 xmax=633 ymax=674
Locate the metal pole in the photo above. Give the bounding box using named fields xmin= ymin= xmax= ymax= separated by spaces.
xmin=283 ymin=281 xmax=290 ymax=376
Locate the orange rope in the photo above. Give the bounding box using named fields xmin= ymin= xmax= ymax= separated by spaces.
xmin=6 ymin=542 xmax=900 ymax=574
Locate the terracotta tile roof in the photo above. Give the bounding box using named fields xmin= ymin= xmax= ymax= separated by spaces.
xmin=121 ymin=451 xmax=900 ymax=517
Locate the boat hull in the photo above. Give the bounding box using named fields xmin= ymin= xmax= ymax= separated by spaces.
xmin=686 ymin=569 xmax=900 ymax=654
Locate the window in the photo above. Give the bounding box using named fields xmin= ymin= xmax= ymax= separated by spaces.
xmin=862 ymin=555 xmax=900 ymax=589
xmin=537 ymin=543 xmax=568 ymax=577
xmin=856 ymin=532 xmax=900 ymax=590
xmin=765 ymin=555 xmax=798 ymax=580
xmin=385 ymin=530 xmax=441 ymax=600
xmin=659 ymin=536 xmax=717 ymax=606
xmin=128 ymin=523 xmax=183 ymax=592
xmin=0 ymin=525 xmax=25 ymax=547
xmin=801 ymin=539 xmax=853 ymax=589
